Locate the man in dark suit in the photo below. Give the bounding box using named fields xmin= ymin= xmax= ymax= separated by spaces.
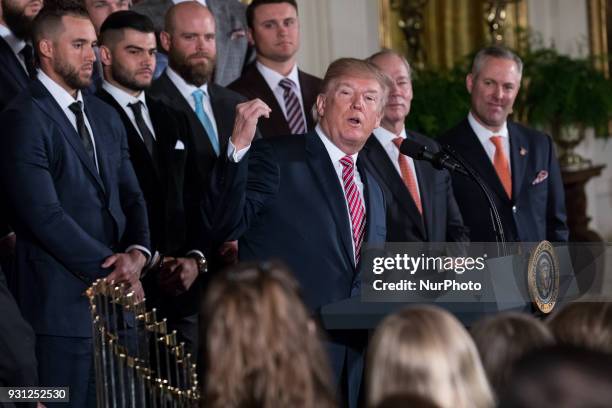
xmin=209 ymin=58 xmax=389 ymax=408
xmin=362 ymin=50 xmax=468 ymax=243
xmin=0 ymin=5 xmax=150 ymax=406
xmin=228 ymin=0 xmax=322 ymax=138
xmin=439 ymin=46 xmax=568 ymax=243
xmin=96 ymin=10 xmax=207 ymax=357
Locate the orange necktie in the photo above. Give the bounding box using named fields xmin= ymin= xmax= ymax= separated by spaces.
xmin=393 ymin=137 xmax=423 ymax=214
xmin=490 ymin=135 xmax=512 ymax=198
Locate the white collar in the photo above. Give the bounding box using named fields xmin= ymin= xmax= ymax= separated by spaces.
xmin=373 ymin=125 xmax=407 ymax=146
xmin=0 ymin=23 xmax=27 ymax=57
xmin=166 ymin=66 xmax=209 ymax=99
xmin=38 ymin=69 xmax=84 ymax=108
xmin=315 ymin=124 xmax=359 ymax=164
xmin=102 ymin=80 xmax=147 ymax=109
xmin=468 ymin=111 xmax=509 ymax=144
xmin=256 ymin=61 xmax=300 ymax=91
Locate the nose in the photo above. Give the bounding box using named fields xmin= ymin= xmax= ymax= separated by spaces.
xmin=492 ymin=85 xmax=503 ymax=100
xmin=351 ymin=93 xmax=364 ymax=110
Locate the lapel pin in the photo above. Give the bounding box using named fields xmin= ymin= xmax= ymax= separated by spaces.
xmin=520 ymin=147 xmax=528 ymax=156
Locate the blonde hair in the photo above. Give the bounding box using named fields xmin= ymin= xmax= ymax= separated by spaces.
xmin=366 ymin=305 xmax=494 ymax=408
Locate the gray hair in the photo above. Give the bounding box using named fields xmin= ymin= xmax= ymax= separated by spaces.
xmin=472 ymin=45 xmax=523 ymax=77
xmin=367 ymin=48 xmax=412 ymax=81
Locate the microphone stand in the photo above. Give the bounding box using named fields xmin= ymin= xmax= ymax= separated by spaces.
xmin=441 ymin=145 xmax=508 ymax=257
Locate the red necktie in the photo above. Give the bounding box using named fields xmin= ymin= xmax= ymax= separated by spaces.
xmin=490 ymin=135 xmax=512 ymax=198
xmin=393 ymin=137 xmax=422 ymax=214
xmin=340 ymin=155 xmax=366 ymax=264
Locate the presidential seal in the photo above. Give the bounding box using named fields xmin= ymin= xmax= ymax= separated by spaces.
xmin=527 ymin=241 xmax=559 ymax=314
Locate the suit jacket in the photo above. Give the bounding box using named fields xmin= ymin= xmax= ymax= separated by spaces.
xmin=148 ymin=71 xmax=248 ymax=185
xmin=132 ymin=0 xmax=250 ymax=86
xmin=0 ymin=79 xmax=150 ymax=337
xmin=96 ymin=89 xmax=205 ymax=318
xmin=228 ymin=63 xmax=322 ymax=138
xmin=438 ymin=119 xmax=568 ymax=243
xmin=361 ymin=131 xmax=469 ymax=242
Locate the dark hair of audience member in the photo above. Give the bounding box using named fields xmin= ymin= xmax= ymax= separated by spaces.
xmin=366 ymin=305 xmax=494 ymax=408
xmin=99 ymin=10 xmax=155 ymax=46
xmin=470 ymin=312 xmax=554 ymax=397
xmin=246 ymin=0 xmax=298 ymax=29
xmin=547 ymin=300 xmax=612 ymax=354
xmin=373 ymin=393 xmax=441 ymax=408
xmin=31 ymin=1 xmax=89 ymax=48
xmin=499 ymin=345 xmax=612 ymax=408
xmin=199 ymin=261 xmax=336 ymax=408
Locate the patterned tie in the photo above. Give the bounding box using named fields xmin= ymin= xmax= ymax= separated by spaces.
xmin=192 ymin=89 xmax=220 ymax=155
xmin=490 ymin=135 xmax=512 ymax=198
xmin=279 ymin=78 xmax=306 ymax=134
xmin=19 ymin=44 xmax=36 ymax=79
xmin=392 ymin=137 xmax=423 ymax=214
xmin=340 ymin=155 xmax=366 ymax=264
xmin=68 ymin=101 xmax=97 ymax=170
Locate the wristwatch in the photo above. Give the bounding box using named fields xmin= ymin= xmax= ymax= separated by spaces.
xmin=189 ymin=252 xmax=208 ymax=275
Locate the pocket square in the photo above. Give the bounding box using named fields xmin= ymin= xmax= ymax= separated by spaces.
xmin=174 ymin=140 xmax=185 ymax=150
xmin=532 ymin=170 xmax=548 ymax=185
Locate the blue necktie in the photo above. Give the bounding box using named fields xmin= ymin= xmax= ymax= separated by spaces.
xmin=192 ymin=89 xmax=219 ymax=156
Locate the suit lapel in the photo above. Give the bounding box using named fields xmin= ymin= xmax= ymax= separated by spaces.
xmin=83 ymin=100 xmax=111 ymax=194
xmin=208 ymin=84 xmax=232 ymax=152
xmin=249 ymin=66 xmax=291 ymax=135
xmin=508 ymin=122 xmax=528 ymax=200
xmin=297 ymin=70 xmax=319 ymax=131
xmin=305 ymin=133 xmax=354 ymax=266
xmin=0 ymin=37 xmax=29 ymax=88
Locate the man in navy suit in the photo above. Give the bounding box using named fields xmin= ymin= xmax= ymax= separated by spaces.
xmin=0 ymin=4 xmax=150 ymax=406
xmin=362 ymin=50 xmax=468 ymax=243
xmin=209 ymin=58 xmax=389 ymax=408
xmin=439 ymin=46 xmax=568 ymax=243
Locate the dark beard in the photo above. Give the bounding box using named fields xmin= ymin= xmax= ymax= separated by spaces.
xmin=54 ymin=59 xmax=91 ymax=90
xmin=111 ymin=64 xmax=150 ymax=92
xmin=168 ymin=48 xmax=215 ymax=87
xmin=2 ymin=2 xmax=34 ymax=40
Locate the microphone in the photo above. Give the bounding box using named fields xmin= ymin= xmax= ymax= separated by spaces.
xmin=399 ymin=138 xmax=468 ymax=176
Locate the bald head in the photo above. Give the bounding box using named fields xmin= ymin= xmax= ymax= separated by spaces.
xmin=164 ymin=1 xmax=215 ymax=35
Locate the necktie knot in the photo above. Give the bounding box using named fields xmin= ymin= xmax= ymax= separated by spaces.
xmin=69 ymin=101 xmax=83 ymax=115
xmin=340 ymin=155 xmax=355 ymax=169
xmin=392 ymin=136 xmax=404 ymax=150
xmin=128 ymin=100 xmax=143 ymax=113
xmin=490 ymin=135 xmax=503 ymax=148
xmin=192 ymin=89 xmax=205 ymax=104
xmin=279 ymin=78 xmax=296 ymax=93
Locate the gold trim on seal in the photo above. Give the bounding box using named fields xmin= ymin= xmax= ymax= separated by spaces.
xmin=527 ymin=241 xmax=560 ymax=314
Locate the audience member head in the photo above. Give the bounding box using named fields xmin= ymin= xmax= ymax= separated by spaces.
xmin=373 ymin=393 xmax=441 ymax=408
xmin=83 ymin=0 xmax=129 ymax=35
xmin=32 ymin=2 xmax=95 ymax=96
xmin=0 ymin=0 xmax=43 ymax=39
xmin=470 ymin=312 xmax=554 ymax=397
xmin=367 ymin=49 xmax=413 ymax=134
xmin=366 ymin=305 xmax=494 ymax=408
xmin=499 ymin=345 xmax=612 ymax=408
xmin=314 ymin=57 xmax=390 ymax=155
xmin=467 ymin=45 xmax=523 ymax=132
xmin=548 ymin=300 xmax=612 ymax=354
xmin=200 ymin=261 xmax=336 ymax=408
xmin=161 ymin=1 xmax=215 ymax=87
xmin=246 ymin=0 xmax=299 ymax=74
xmin=99 ymin=10 xmax=155 ymax=95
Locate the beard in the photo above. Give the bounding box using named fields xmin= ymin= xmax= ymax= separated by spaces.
xmin=111 ymin=64 xmax=151 ymax=92
xmin=53 ymin=59 xmax=92 ymax=90
xmin=168 ymin=48 xmax=215 ymax=87
xmin=2 ymin=0 xmax=36 ymax=40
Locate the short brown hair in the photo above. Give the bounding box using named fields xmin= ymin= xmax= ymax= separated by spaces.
xmin=246 ymin=0 xmax=298 ymax=29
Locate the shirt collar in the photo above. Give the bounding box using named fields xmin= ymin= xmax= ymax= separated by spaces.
xmin=256 ymin=61 xmax=300 ymax=92
xmin=102 ymin=80 xmax=147 ymax=109
xmin=468 ymin=111 xmax=509 ymax=145
xmin=38 ymin=69 xmax=84 ymax=109
xmin=373 ymin=125 xmax=407 ymax=147
xmin=0 ymin=23 xmax=27 ymax=57
xmin=315 ymin=124 xmax=359 ymax=164
xmin=166 ymin=66 xmax=209 ymax=101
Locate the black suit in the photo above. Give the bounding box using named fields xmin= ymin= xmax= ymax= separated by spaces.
xmin=228 ymin=63 xmax=322 ymax=138
xmin=439 ymin=119 xmax=568 ymax=242
xmin=361 ymin=131 xmax=469 ymax=242
xmin=96 ymin=89 xmax=205 ymax=355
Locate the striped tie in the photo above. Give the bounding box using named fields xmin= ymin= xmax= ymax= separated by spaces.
xmin=279 ymin=78 xmax=306 ymax=134
xmin=340 ymin=155 xmax=366 ymax=264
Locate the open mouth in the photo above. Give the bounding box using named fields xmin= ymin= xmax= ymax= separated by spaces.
xmin=347 ymin=117 xmax=361 ymax=126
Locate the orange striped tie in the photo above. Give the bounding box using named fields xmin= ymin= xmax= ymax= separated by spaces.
xmin=393 ymin=137 xmax=422 ymax=214
xmin=490 ymin=135 xmax=512 ymax=198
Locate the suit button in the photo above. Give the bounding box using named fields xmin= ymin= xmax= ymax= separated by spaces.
xmin=512 ymin=205 xmax=517 ymax=213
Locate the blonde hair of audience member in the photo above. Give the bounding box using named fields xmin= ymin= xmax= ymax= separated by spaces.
xmin=548 ymin=300 xmax=612 ymax=354
xmin=470 ymin=312 xmax=554 ymax=397
xmin=366 ymin=305 xmax=494 ymax=408
xmin=200 ymin=261 xmax=337 ymax=408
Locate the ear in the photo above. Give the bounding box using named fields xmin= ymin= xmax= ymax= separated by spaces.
xmin=38 ymin=39 xmax=53 ymax=60
xmin=315 ymin=93 xmax=326 ymax=118
xmin=466 ymin=73 xmax=474 ymax=94
xmin=99 ymin=45 xmax=112 ymax=67
xmin=159 ymin=31 xmax=171 ymax=53
xmin=247 ymin=28 xmax=255 ymax=46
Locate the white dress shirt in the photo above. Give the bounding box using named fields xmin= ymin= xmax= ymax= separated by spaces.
xmin=372 ymin=126 xmax=422 ymax=198
xmin=0 ymin=23 xmax=28 ymax=73
xmin=102 ymin=81 xmax=156 ymax=142
xmin=256 ymin=61 xmax=307 ymax=126
xmin=468 ymin=111 xmax=512 ymax=174
xmin=165 ymin=66 xmax=219 ymax=137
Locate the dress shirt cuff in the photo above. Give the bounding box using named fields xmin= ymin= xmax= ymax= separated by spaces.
xmin=140 ymin=250 xmax=160 ymax=279
xmin=0 ymin=231 xmax=15 ymax=242
xmin=227 ymin=140 xmax=251 ymax=162
xmin=186 ymin=249 xmax=205 ymax=259
xmin=126 ymin=245 xmax=151 ymax=263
